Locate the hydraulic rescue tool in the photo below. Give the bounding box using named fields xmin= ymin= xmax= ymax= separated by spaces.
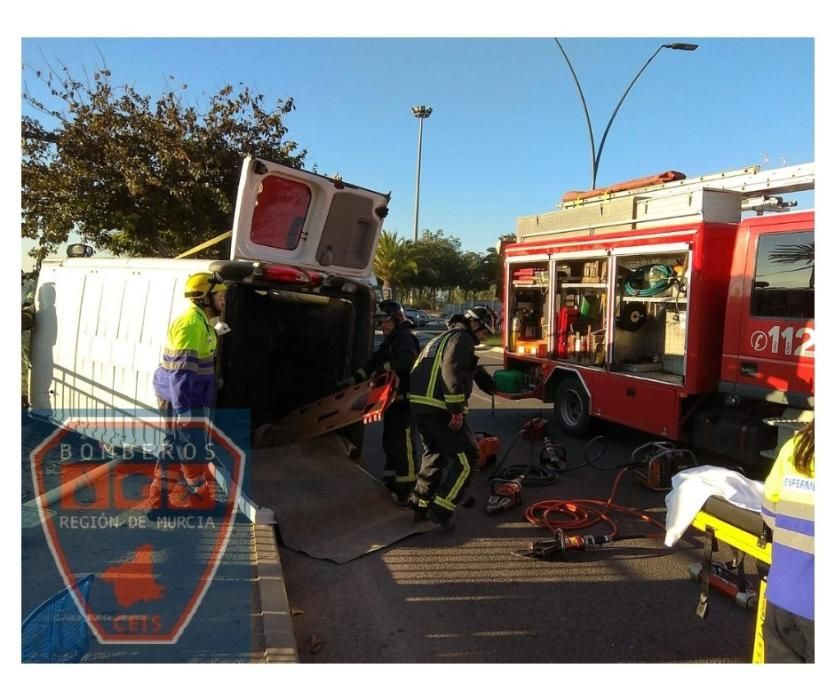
xmin=486 ymin=477 xmax=523 ymax=514
xmin=630 ymin=441 xmax=698 ymax=491
xmin=688 ymin=560 xmax=759 ymax=610
xmin=489 ymin=415 xmax=565 ymax=484
xmin=541 ymin=437 xmax=567 ymax=471
xmin=474 ymin=431 xmax=501 ymax=470
xmin=526 ymin=528 xmax=617 ymax=558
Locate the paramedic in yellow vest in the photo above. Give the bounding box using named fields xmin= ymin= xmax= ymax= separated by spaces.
xmin=145 ymin=272 xmax=227 ymax=514
xmin=761 ymin=419 xmax=815 ymax=663
xmin=407 ymin=307 xmax=496 ymax=530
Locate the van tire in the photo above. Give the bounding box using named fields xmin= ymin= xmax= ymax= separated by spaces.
xmin=554 ymin=377 xmax=591 ymax=436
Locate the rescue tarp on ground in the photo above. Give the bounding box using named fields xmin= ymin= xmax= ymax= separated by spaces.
xmin=251 ymin=434 xmax=434 ymax=563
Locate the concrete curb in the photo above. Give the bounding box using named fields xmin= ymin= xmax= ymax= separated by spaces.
xmin=253 ymin=524 xmax=299 ymax=662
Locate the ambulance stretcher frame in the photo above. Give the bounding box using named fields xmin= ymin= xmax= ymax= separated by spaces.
xmin=689 ymin=496 xmax=772 ymax=663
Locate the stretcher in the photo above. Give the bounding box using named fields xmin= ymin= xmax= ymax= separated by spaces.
xmin=253 ymin=370 xmax=398 ymax=449
xmin=689 ymin=496 xmax=772 ymax=663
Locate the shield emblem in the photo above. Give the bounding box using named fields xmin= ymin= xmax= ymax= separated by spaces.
xmin=28 ymin=415 xmax=246 ymax=645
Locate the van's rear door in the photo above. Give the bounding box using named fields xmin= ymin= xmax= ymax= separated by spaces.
xmin=231 ymin=156 xmax=390 ymax=281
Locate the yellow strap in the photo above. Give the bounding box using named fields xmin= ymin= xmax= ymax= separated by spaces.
xmin=174 ymin=230 xmax=232 ymax=259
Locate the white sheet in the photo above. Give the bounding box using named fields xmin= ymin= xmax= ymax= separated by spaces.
xmin=664 ymin=466 xmax=764 ymax=546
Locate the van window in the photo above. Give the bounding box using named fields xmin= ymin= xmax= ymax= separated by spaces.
xmin=751 ymin=231 xmax=814 ymax=319
xmin=250 ymin=175 xmax=312 ymax=250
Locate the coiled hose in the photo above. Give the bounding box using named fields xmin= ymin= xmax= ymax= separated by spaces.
xmin=624 ymin=264 xmax=677 ymax=297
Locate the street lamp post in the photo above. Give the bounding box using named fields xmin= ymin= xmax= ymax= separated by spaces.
xmin=554 ymin=40 xmax=698 ymax=189
xmin=411 ymin=105 xmax=432 ymax=243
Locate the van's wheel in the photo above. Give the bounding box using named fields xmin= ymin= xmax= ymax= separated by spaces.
xmin=554 ymin=377 xmax=591 ymax=436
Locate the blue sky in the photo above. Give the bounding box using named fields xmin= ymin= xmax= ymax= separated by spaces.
xmin=19 ymin=34 xmax=815 ymax=267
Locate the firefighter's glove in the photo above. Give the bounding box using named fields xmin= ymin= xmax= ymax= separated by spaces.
xmin=448 ymin=412 xmax=464 ymax=431
xmin=473 ymin=366 xmax=497 ymax=395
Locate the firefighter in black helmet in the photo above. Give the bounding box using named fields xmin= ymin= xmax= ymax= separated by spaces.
xmin=407 ymin=306 xmax=497 ymax=530
xmin=338 ymin=300 xmax=421 ymax=504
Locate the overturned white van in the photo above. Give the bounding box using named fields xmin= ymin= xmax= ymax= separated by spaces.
xmin=29 ymin=156 xmax=390 ymax=449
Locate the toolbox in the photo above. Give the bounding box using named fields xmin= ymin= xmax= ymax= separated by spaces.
xmin=494 ymin=369 xmax=523 ymax=393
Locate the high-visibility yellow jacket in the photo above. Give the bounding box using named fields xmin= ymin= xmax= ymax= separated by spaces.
xmin=762 ymin=433 xmax=815 ymax=621
xmin=152 ymin=304 xmax=217 ymax=412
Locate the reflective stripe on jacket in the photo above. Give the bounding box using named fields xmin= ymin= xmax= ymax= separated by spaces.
xmin=761 ymin=434 xmax=815 ymax=621
xmin=408 ymin=324 xmax=476 ymax=415
xmin=152 ymin=304 xmax=217 ymax=412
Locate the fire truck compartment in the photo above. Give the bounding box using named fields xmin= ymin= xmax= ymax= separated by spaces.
xmin=588 ymin=372 xmax=681 ymax=437
xmin=506 ymin=250 xmax=689 ymax=386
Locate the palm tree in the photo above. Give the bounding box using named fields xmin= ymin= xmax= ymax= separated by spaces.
xmin=768 ymin=241 xmax=815 ymax=288
xmin=373 ymin=231 xmax=418 ymax=300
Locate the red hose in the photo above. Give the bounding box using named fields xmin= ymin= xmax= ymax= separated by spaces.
xmin=523 ymin=467 xmax=666 ymax=539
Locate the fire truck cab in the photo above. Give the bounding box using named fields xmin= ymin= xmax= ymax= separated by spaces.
xmin=501 ymin=164 xmax=814 ymax=467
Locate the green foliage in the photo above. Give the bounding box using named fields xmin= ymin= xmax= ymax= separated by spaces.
xmin=384 ymin=228 xmax=511 ymax=307
xmin=22 ymin=61 xmax=306 ymax=264
xmin=373 ymin=231 xmax=418 ymax=299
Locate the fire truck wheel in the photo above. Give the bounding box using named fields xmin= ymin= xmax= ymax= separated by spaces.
xmin=554 ymin=377 xmax=590 ymax=436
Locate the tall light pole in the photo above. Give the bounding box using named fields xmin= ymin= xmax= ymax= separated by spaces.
xmin=411 ymin=105 xmax=432 ymax=243
xmin=554 ymin=39 xmax=698 ymax=189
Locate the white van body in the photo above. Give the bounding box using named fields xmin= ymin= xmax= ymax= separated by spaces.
xmin=29 ymin=157 xmax=390 ymax=449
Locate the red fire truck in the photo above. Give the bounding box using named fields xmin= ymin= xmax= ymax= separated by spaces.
xmin=500 ymin=163 xmax=814 ymax=467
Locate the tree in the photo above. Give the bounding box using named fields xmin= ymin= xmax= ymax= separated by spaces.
xmin=482 ymin=246 xmax=502 ymax=294
xmin=373 ymin=231 xmax=417 ymax=300
xmin=22 ymin=60 xmax=306 ymax=265
xmin=406 ymin=229 xmax=463 ymax=303
xmin=458 ymin=251 xmax=491 ymax=303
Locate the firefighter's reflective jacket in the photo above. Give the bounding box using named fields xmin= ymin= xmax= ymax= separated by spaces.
xmin=408 ymin=323 xmax=476 ymax=415
xmin=152 ymin=304 xmax=217 ymax=412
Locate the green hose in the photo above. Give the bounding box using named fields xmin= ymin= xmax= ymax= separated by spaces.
xmin=624 ymin=264 xmax=676 ymax=297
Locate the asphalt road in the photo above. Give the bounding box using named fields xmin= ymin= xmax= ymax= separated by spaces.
xmin=278 ymin=337 xmax=760 ymax=664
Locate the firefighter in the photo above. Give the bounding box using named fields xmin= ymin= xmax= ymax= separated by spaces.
xmin=761 ymin=419 xmax=815 ymax=662
xmin=339 ymin=300 xmax=420 ymax=504
xmin=407 ymin=306 xmax=497 ymax=530
xmin=144 ymin=272 xmax=227 ymax=515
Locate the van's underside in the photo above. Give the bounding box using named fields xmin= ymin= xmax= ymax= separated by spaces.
xmin=217 ymin=281 xmax=375 ymax=430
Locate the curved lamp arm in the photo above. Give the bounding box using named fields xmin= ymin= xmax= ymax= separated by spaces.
xmin=553 ymin=38 xmax=596 ymax=189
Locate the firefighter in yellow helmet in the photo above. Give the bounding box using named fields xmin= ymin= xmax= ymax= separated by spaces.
xmin=144 ymin=272 xmax=227 ymax=516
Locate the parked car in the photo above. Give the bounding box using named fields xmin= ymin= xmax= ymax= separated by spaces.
xmin=402 ymin=305 xmax=426 ymax=327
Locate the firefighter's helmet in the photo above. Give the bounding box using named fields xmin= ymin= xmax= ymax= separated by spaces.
xmin=377 ymin=300 xmax=405 ymax=322
xmin=184 ymin=272 xmax=227 ymax=300
xmin=465 ymin=306 xmax=495 ymax=335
